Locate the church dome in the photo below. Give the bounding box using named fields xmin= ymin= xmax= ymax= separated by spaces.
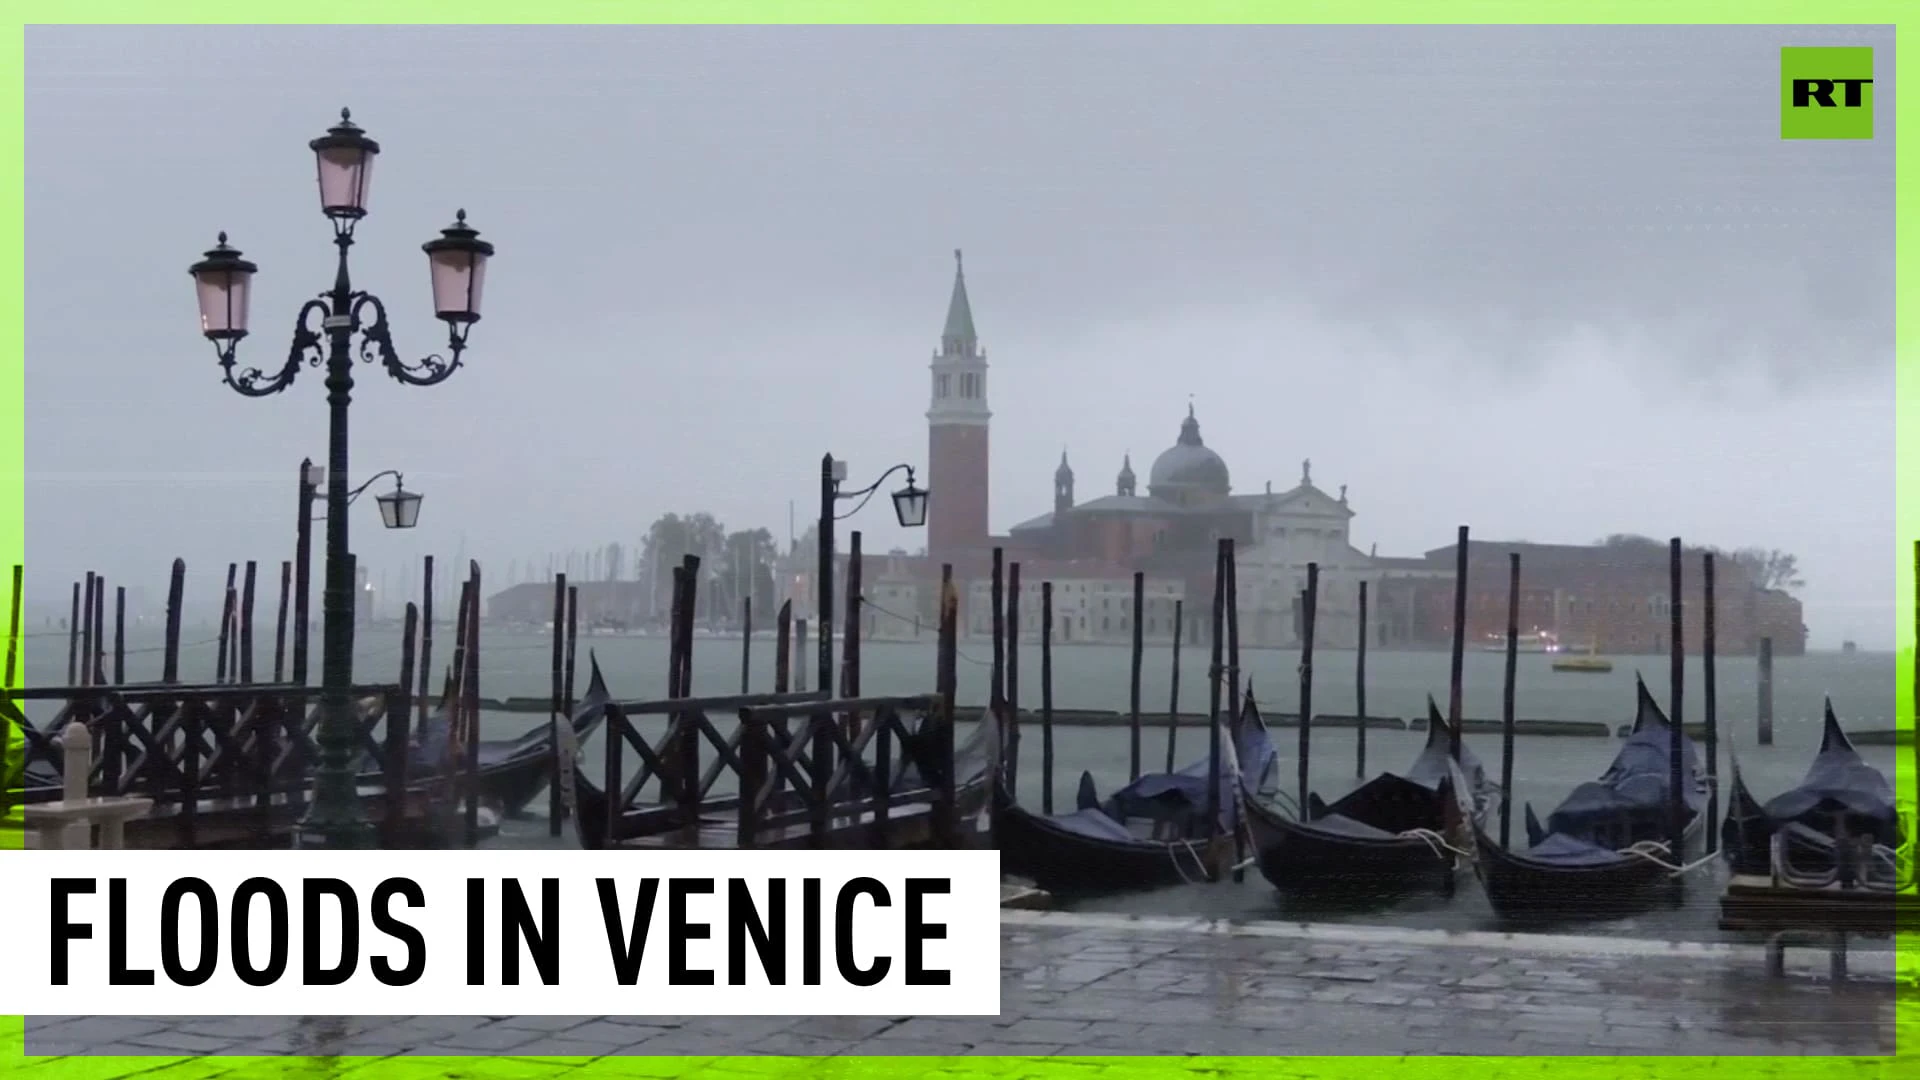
xmin=1148 ymin=406 xmax=1230 ymax=498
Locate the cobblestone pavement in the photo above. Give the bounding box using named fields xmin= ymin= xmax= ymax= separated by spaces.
xmin=22 ymin=910 xmax=1905 ymax=1062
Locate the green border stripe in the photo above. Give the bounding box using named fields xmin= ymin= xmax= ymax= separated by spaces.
xmin=7 ymin=6 xmax=1913 ymax=1078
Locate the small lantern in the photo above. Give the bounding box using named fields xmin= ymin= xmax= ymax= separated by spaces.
xmin=891 ymin=476 xmax=929 ymax=529
xmin=422 ymin=210 xmax=495 ymax=326
xmin=188 ymin=233 xmax=258 ymax=345
xmin=309 ymin=108 xmax=379 ymax=221
xmin=375 ymin=478 xmax=422 ymax=530
xmin=303 ymin=462 xmax=326 ymax=489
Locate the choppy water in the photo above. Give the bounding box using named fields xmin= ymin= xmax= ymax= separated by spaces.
xmin=16 ymin=624 xmax=1913 ymax=943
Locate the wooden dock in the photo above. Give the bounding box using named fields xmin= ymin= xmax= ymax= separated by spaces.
xmin=1719 ymin=874 xmax=1918 ymax=935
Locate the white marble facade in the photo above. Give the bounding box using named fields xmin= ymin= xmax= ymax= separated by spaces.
xmin=1235 ymin=462 xmax=1383 ymax=649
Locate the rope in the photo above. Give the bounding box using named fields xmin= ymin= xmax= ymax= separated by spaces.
xmin=1614 ymin=840 xmax=1721 ymax=877
xmin=1397 ymin=826 xmax=1477 ymax=862
xmin=1167 ymin=837 xmax=1208 ymax=885
xmin=853 ymin=595 xmax=996 ymax=668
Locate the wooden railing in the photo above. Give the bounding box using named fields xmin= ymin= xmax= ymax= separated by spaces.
xmin=582 ymin=688 xmax=958 ymax=848
xmin=735 ymin=694 xmax=951 ymax=848
xmin=4 ymin=681 xmax=426 ymax=846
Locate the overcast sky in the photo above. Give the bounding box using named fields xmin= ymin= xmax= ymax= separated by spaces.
xmin=24 ymin=24 xmax=1895 ymax=644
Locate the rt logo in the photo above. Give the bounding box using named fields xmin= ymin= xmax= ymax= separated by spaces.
xmin=1780 ymin=47 xmax=1874 ymax=140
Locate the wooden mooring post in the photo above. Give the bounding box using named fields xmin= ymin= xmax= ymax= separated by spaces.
xmin=1355 ymin=581 xmax=1369 ymax=779
xmin=162 ymin=559 xmax=184 ymax=684
xmin=112 ymin=585 xmax=126 ymax=686
xmin=215 ymin=565 xmax=236 ymax=684
xmin=1205 ymin=539 xmax=1227 ymax=869
xmin=1164 ymin=599 xmax=1183 ymax=772
xmin=1298 ymin=561 xmax=1319 ymax=811
xmin=1040 ymin=580 xmax=1055 ymax=814
xmin=4 ymin=564 xmax=21 ymax=690
xmin=774 ymin=599 xmax=792 ymax=693
xmin=417 ymin=555 xmax=435 ymax=729
xmin=1704 ymin=551 xmax=1719 ymax=855
xmin=740 ymin=596 xmax=752 ymax=693
xmin=548 ymin=572 xmax=569 ymax=837
xmin=1757 ymin=636 xmax=1775 ymax=746
xmin=239 ymin=560 xmax=257 ymax=684
xmin=273 ymin=560 xmax=291 ymax=683
xmin=463 ymin=561 xmax=483 ymax=847
xmin=1224 ymin=543 xmax=1240 ymax=729
xmin=794 ymin=618 xmax=808 ymax=693
xmin=1224 ymin=545 xmax=1244 ymax=884
xmin=936 ymin=563 xmax=959 ymax=844
xmin=1499 ymin=553 xmax=1520 ymax=850
xmin=79 ymin=574 xmax=95 ymax=687
xmin=1128 ymin=570 xmax=1144 ymax=782
xmin=1006 ymin=561 xmax=1021 ymax=790
xmin=65 ymin=581 xmax=79 ymax=685
xmin=1667 ymin=537 xmax=1686 ymax=897
xmin=1446 ymin=526 xmax=1469 ymax=764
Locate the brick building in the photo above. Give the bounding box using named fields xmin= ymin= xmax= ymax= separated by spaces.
xmin=1378 ymin=540 xmax=1806 ymax=657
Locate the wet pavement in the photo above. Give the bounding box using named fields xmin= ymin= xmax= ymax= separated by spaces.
xmin=21 ymin=910 xmax=1905 ymax=1062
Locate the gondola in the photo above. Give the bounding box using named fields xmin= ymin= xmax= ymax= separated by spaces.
xmin=1720 ymin=700 xmax=1903 ymax=886
xmin=1472 ymin=675 xmax=1707 ymax=919
xmin=362 ymin=654 xmax=612 ymax=818
xmin=556 ymin=684 xmax=999 ymax=851
xmin=1243 ymin=697 xmax=1489 ymax=897
xmin=991 ymin=700 xmax=1277 ymax=895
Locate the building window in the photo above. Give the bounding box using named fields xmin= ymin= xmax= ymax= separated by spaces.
xmin=936 ymin=373 xmax=950 ymax=398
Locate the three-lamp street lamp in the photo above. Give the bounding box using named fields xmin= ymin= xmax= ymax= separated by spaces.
xmin=190 ymin=107 xmax=495 ymax=850
xmin=816 ymin=455 xmax=929 ymax=695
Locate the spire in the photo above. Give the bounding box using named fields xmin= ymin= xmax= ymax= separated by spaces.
xmin=1178 ymin=403 xmax=1204 ymax=447
xmin=1054 ymin=446 xmax=1075 ymax=513
xmin=1055 ymin=448 xmax=1073 ymax=481
xmin=1116 ymin=452 xmax=1136 ymax=497
xmin=942 ymin=248 xmax=977 ymax=351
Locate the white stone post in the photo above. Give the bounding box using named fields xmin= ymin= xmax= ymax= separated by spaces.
xmin=59 ymin=720 xmax=90 ymax=850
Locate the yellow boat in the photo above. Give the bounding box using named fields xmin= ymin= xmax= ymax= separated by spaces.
xmin=1552 ymin=640 xmax=1613 ymax=673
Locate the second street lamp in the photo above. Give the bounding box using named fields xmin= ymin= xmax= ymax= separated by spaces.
xmin=817 ymin=454 xmax=928 ymax=695
xmin=190 ymin=107 xmax=495 ymax=850
xmin=292 ymin=462 xmax=422 ymax=683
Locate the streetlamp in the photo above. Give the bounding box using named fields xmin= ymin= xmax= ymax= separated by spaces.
xmin=293 ymin=463 xmax=422 ymax=679
xmin=189 ymin=108 xmax=495 ymax=850
xmin=817 ymin=454 xmax=928 ymax=694
xmin=310 ymin=469 xmax=423 ymax=529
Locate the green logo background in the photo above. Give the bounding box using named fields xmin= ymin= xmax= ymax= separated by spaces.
xmin=1780 ymin=46 xmax=1875 ymax=140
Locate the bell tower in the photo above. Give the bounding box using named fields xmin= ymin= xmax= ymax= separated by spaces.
xmin=926 ymin=249 xmax=990 ymax=557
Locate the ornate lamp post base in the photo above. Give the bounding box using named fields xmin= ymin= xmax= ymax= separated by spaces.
xmin=295 ymin=813 xmax=377 ymax=850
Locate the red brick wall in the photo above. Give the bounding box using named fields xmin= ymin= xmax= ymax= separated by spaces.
xmin=927 ymin=424 xmax=989 ymax=556
xmin=1382 ymin=547 xmax=1803 ymax=656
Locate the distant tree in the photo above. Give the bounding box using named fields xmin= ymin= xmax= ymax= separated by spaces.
xmin=641 ymin=514 xmax=689 ymax=620
xmin=641 ymin=512 xmax=733 ymax=619
xmin=1597 ymin=533 xmax=1663 ymax=549
xmin=1724 ymin=547 xmax=1804 ymax=592
xmin=719 ymin=528 xmax=778 ymax=615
